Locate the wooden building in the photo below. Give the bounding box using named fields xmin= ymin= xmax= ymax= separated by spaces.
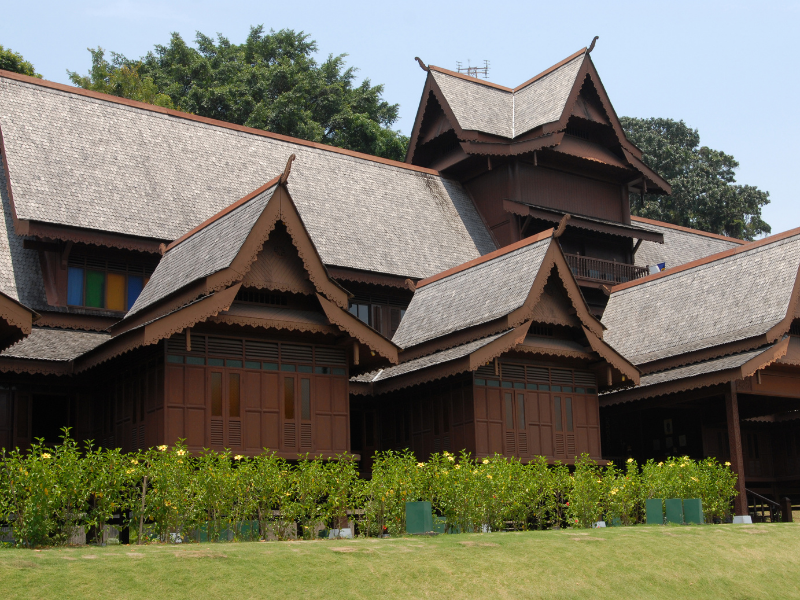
xmin=0 ymin=43 xmax=795 ymax=511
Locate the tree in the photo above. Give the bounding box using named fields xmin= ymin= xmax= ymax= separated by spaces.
xmin=621 ymin=117 xmax=770 ymax=241
xmin=67 ymin=49 xmax=174 ymax=108
xmin=68 ymin=27 xmax=409 ymax=161
xmin=0 ymin=45 xmax=41 ymax=78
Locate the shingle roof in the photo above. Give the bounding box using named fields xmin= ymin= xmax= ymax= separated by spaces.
xmin=353 ymin=331 xmax=508 ymax=383
xmin=632 ymin=346 xmax=774 ymax=389
xmin=632 ymin=217 xmax=744 ymax=270
xmin=603 ymin=232 xmax=800 ymax=366
xmin=128 ymin=185 xmax=276 ymax=316
xmin=429 ymin=54 xmax=583 ymax=139
xmin=0 ymin=76 xmax=495 ymax=281
xmin=392 ymin=236 xmax=551 ymax=349
xmin=1 ymin=327 xmax=110 ymax=361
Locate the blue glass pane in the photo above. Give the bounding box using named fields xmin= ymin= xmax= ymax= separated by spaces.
xmin=67 ymin=268 xmax=84 ymax=306
xmin=127 ymin=275 xmax=144 ymax=310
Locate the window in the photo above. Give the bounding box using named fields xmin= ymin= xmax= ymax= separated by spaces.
xmin=67 ymin=254 xmax=152 ymax=311
xmin=348 ymin=294 xmax=409 ymax=338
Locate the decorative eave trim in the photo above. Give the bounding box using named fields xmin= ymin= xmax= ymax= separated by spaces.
xmin=621 ymin=148 xmax=671 ymax=195
xmin=0 ymin=356 xmax=73 ymax=376
xmin=76 ymin=285 xmax=240 ymax=372
xmin=316 ymin=292 xmax=399 ymax=364
xmin=369 ymin=324 xmax=530 ymax=396
xmin=210 ymin=313 xmax=338 ymax=336
xmin=600 ymin=338 xmax=790 ymax=407
xmin=15 ymin=219 xmax=166 ymax=253
xmin=581 ymin=324 xmax=640 ymax=385
xmin=0 ymin=291 xmax=36 ymax=334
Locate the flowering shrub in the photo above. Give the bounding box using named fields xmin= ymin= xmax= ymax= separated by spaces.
xmin=0 ymin=432 xmax=740 ymax=547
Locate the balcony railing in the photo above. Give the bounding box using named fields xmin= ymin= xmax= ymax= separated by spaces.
xmin=564 ymin=253 xmax=649 ymax=285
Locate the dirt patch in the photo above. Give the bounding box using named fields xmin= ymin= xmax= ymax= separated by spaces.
xmin=569 ymin=537 xmax=604 ymax=542
xmin=331 ymin=547 xmax=357 ymax=553
xmin=126 ymin=553 xmax=144 ymax=558
xmin=458 ymin=541 xmax=499 ymax=547
xmin=82 ymin=555 xmax=98 ymax=559
xmin=174 ymin=551 xmax=227 ymax=559
xmin=61 ymin=556 xmax=78 ymax=561
xmin=742 ymin=529 xmax=769 ymax=534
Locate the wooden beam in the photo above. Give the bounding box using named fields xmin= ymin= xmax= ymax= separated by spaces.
xmin=725 ymin=380 xmax=748 ymax=516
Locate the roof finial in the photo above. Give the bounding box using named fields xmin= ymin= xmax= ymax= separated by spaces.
xmin=554 ymin=214 xmax=571 ymax=238
xmin=587 ymin=36 xmax=599 ymax=54
xmin=414 ymin=57 xmax=429 ymax=72
xmin=279 ymin=154 xmax=296 ymax=185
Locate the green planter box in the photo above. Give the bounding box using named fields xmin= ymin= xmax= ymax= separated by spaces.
xmin=665 ymin=499 xmax=684 ymax=524
xmin=683 ymin=499 xmax=704 ymax=524
xmin=406 ymin=501 xmax=433 ymax=534
xmin=646 ymin=498 xmax=664 ymax=525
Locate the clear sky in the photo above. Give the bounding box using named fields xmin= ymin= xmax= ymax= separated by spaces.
xmin=2 ymin=0 xmax=797 ymax=235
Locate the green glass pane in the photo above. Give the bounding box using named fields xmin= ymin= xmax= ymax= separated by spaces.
xmin=85 ymin=270 xmax=105 ymax=308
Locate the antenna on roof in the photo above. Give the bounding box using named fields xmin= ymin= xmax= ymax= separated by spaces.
xmin=456 ymin=59 xmax=490 ymax=79
xmin=587 ymin=36 xmax=599 ymax=54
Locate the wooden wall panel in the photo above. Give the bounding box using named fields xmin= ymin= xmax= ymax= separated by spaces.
xmin=0 ymin=390 xmax=10 ymax=451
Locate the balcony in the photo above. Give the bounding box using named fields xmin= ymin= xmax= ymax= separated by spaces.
xmin=565 ymin=253 xmax=649 ymax=286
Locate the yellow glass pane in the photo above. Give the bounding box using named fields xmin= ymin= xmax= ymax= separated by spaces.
xmin=106 ymin=272 xmax=126 ymax=311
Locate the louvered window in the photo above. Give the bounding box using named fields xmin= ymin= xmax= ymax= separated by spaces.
xmin=475 ymin=364 xmax=495 ymax=378
xmin=314 ymin=347 xmax=346 ymax=365
xmin=245 ymin=340 xmax=279 ymax=360
xmin=573 ymin=371 xmax=596 ymax=387
xmin=551 ymin=369 xmax=573 ymax=386
xmin=501 ymin=363 xmax=525 ymax=380
xmin=281 ymin=344 xmax=313 ymax=363
xmin=526 ymin=367 xmax=549 ymax=382
xmin=207 ymin=337 xmax=243 ymax=357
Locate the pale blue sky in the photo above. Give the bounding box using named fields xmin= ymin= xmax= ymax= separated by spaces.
xmin=2 ymin=0 xmax=797 ymax=235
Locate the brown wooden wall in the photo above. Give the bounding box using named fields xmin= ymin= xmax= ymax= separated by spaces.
xmin=163 ymin=332 xmax=349 ymax=457
xmin=110 ymin=349 xmax=164 ymax=453
xmin=473 ymin=361 xmax=601 ymax=461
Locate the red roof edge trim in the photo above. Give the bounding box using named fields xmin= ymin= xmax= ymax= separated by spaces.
xmin=416 ymin=229 xmax=554 ymax=289
xmin=166 ymin=175 xmax=281 ymax=251
xmin=0 ymin=69 xmax=440 ymax=177
xmin=426 ymin=66 xmax=513 ymax=92
xmin=630 ymin=215 xmax=747 ymax=244
xmin=612 ymin=225 xmax=800 ymax=293
xmin=512 ymin=48 xmax=587 ymax=92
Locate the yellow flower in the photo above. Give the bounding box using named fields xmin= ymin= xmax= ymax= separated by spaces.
xmin=131 ymin=459 xmax=139 ymax=465
xmin=472 ymin=470 xmax=478 ymax=475
xmin=455 ymin=464 xmax=461 ymax=470
xmin=126 ymin=469 xmax=134 ymax=474
xmin=487 ymin=475 xmax=492 ymax=480
xmin=658 ymin=462 xmax=663 ymax=466
xmin=626 ymin=458 xmax=634 ymax=463
xmin=482 ymin=459 xmax=489 ymax=465
xmin=176 ymin=449 xmax=187 ymax=456
xmin=157 ymin=445 xmax=168 ymax=451
xmin=611 ymin=489 xmax=618 ymax=495
xmin=234 ymin=455 xmax=243 ymax=461
xmin=417 ymin=462 xmax=424 ymax=468
xmin=447 ymin=455 xmax=455 ymax=462
xmin=42 ymin=453 xmax=51 ymax=459
xmin=691 ymin=477 xmax=698 ymax=482
xmin=724 ymin=462 xmax=731 ymax=467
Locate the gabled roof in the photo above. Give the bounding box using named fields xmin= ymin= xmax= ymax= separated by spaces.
xmin=427 ymin=51 xmax=584 ymax=139
xmin=0 ymin=71 xmax=495 ymax=281
xmin=603 ymin=228 xmax=800 ymax=368
xmin=92 ymin=172 xmax=399 ymax=373
xmin=0 ymin=288 xmax=37 ymax=350
xmin=631 ymin=216 xmax=745 ymax=270
xmin=408 ymin=50 xmax=671 ymax=194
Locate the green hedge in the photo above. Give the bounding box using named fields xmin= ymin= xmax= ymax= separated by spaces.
xmin=0 ymin=433 xmax=738 ymax=547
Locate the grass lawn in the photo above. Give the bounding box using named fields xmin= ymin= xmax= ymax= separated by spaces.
xmin=2 ymin=523 xmax=800 ymax=599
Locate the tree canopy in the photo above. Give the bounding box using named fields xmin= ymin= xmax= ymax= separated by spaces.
xmin=0 ymin=45 xmax=41 ymax=78
xmin=68 ymin=27 xmax=409 ymax=161
xmin=621 ymin=117 xmax=770 ymax=241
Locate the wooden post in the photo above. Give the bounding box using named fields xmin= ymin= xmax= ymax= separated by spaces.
xmin=782 ymin=497 xmax=793 ymax=523
xmin=725 ymin=381 xmax=747 ymax=516
xmin=138 ymin=475 xmax=148 ymax=545
xmin=353 ymin=343 xmax=359 ymax=366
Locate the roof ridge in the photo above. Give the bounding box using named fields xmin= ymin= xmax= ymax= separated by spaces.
xmin=166 ymin=176 xmax=280 ymax=251
xmin=612 ymin=225 xmax=800 ymax=293
xmin=631 ymin=215 xmax=748 ymax=244
xmin=0 ymin=69 xmax=441 ymax=177
xmin=512 ymin=48 xmax=586 ymax=92
xmin=427 ymin=66 xmax=513 ymax=92
xmin=416 ymin=229 xmax=553 ymax=289
xmin=428 ymin=48 xmax=586 ymax=96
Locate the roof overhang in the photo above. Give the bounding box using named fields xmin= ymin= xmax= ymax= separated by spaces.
xmin=505 ymin=199 xmax=664 ymax=243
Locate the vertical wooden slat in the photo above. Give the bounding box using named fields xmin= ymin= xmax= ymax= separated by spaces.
xmin=725 ymin=381 xmax=748 ymax=515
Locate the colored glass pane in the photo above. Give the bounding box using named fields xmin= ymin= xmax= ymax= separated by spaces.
xmin=301 ymin=378 xmax=310 ymax=420
xmin=106 ymin=272 xmax=126 ymax=311
xmin=127 ymin=275 xmax=144 ymax=310
xmin=229 ymin=374 xmax=240 ymax=418
xmin=211 ymin=373 xmax=222 ymax=416
xmin=85 ymin=270 xmax=105 ymax=308
xmin=67 ymin=268 xmax=84 ymax=306
xmin=284 ymin=378 xmax=295 ymax=419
